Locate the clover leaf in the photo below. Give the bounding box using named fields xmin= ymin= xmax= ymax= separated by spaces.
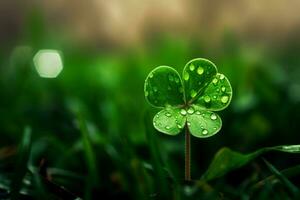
xmin=145 ymin=58 xmax=232 ymax=181
xmin=144 ymin=58 xmax=232 ymax=138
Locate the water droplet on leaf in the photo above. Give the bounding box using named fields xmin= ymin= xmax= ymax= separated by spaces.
xmin=189 ymin=64 xmax=195 ymax=71
xmin=212 ymin=78 xmax=218 ymax=85
xmin=184 ymin=72 xmax=190 ymax=81
xmin=187 ymin=107 xmax=194 ymax=114
xmin=149 ymin=73 xmax=154 ymax=78
xmin=202 ymin=129 xmax=208 ymax=135
xmin=210 ymin=113 xmax=217 ymax=120
xmin=180 ymin=109 xmax=187 ymax=116
xmin=197 ymin=66 xmax=204 ymax=75
xmin=190 ymin=90 xmax=197 ymax=98
xmin=166 ymin=126 xmax=170 ymax=130
xmin=221 ymin=96 xmax=229 ymax=104
xmin=221 ymin=86 xmax=226 ymax=92
xmin=165 ymin=112 xmax=172 ymax=117
xmin=204 ymin=95 xmax=211 ymax=103
xmin=219 ymin=74 xmax=225 ymax=80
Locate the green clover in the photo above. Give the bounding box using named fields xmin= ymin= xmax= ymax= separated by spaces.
xmin=144 ymin=58 xmax=232 ymax=138
xmin=144 ymin=58 xmax=232 ymax=180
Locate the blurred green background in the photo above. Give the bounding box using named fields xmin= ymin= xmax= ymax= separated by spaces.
xmin=0 ymin=0 xmax=300 ymax=199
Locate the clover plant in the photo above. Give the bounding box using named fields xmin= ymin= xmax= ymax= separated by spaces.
xmin=144 ymin=58 xmax=232 ymax=180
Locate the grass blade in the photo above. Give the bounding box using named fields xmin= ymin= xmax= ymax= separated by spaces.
xmin=201 ymin=147 xmax=265 ymax=182
xmin=10 ymin=126 xmax=32 ymax=200
xmin=202 ymin=144 xmax=300 ymax=182
xmin=251 ymin=164 xmax=300 ymax=192
xmin=262 ymin=158 xmax=300 ymax=197
xmin=77 ymin=113 xmax=99 ymax=199
xmin=31 ymin=168 xmax=49 ymax=200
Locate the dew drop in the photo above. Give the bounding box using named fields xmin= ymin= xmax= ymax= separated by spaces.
xmin=184 ymin=72 xmax=190 ymax=81
xmin=180 ymin=109 xmax=187 ymax=116
xmin=189 ymin=64 xmax=195 ymax=71
xmin=149 ymin=73 xmax=154 ymax=78
xmin=168 ymin=74 xmax=174 ymax=82
xmin=221 ymin=86 xmax=226 ymax=92
xmin=166 ymin=126 xmax=170 ymax=130
xmin=197 ymin=66 xmax=204 ymax=75
xmin=210 ymin=113 xmax=217 ymax=120
xmin=213 ymin=95 xmax=217 ymax=99
xmin=196 ymin=111 xmax=201 ymax=115
xmin=204 ymin=95 xmax=211 ymax=103
xmin=202 ymin=129 xmax=208 ymax=135
xmin=187 ymin=107 xmax=195 ymax=114
xmin=187 ymin=122 xmax=191 ymax=126
xmin=221 ymin=96 xmax=229 ymax=104
xmin=219 ymin=74 xmax=225 ymax=80
xmin=212 ymin=78 xmax=218 ymax=85
xmin=177 ymin=124 xmax=182 ymax=129
xmin=190 ymin=90 xmax=197 ymax=98
xmin=165 ymin=112 xmax=172 ymax=117
xmin=175 ymin=77 xmax=180 ymax=83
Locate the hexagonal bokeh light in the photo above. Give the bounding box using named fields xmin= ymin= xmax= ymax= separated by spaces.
xmin=33 ymin=50 xmax=63 ymax=78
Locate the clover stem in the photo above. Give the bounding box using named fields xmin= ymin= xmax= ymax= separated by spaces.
xmin=185 ymin=124 xmax=191 ymax=181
